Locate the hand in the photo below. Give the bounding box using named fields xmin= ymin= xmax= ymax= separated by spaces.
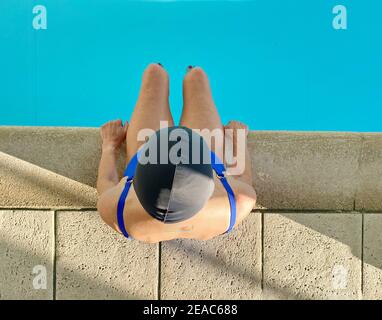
xmin=224 ymin=120 xmax=249 ymax=136
xmin=223 ymin=120 xmax=249 ymax=167
xmin=224 ymin=121 xmax=249 ymax=149
xmin=100 ymin=119 xmax=128 ymax=151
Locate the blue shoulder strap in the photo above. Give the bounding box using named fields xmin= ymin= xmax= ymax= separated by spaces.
xmin=210 ymin=152 xmax=237 ymax=233
xmin=117 ymin=179 xmax=133 ymax=238
xmin=123 ymin=151 xmax=140 ymax=178
xmin=117 ymin=150 xmax=236 ymax=238
xmin=117 ymin=151 xmax=142 ymax=239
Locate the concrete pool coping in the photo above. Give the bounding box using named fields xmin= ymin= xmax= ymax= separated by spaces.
xmin=0 ymin=126 xmax=381 ymax=211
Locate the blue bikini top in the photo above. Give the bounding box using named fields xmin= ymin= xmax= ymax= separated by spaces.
xmin=116 ymin=150 xmax=236 ymax=239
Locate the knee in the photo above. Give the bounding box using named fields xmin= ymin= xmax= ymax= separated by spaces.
xmin=184 ymin=67 xmax=209 ymax=86
xmin=142 ymin=63 xmax=168 ymax=83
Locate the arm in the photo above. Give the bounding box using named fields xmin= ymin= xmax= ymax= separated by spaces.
xmin=224 ymin=120 xmax=253 ymax=186
xmin=236 ymin=135 xmax=253 ymax=186
xmin=224 ymin=120 xmax=257 ymax=210
xmin=96 ymin=119 xmax=128 ymax=195
xmin=97 ymin=146 xmax=120 ymax=195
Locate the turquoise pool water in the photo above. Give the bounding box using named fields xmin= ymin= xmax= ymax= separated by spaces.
xmin=1 ymin=0 xmax=381 ymax=131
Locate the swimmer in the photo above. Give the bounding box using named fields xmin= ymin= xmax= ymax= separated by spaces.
xmin=96 ymin=64 xmax=256 ymax=243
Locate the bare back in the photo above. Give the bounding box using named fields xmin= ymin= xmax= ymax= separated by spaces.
xmin=99 ymin=175 xmax=255 ymax=243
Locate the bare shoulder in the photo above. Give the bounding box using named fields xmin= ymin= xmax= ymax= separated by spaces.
xmin=228 ymin=176 xmax=257 ymax=223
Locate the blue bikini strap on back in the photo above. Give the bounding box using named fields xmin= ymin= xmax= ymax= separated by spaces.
xmin=118 ymin=150 xmax=236 ymax=238
xmin=117 ymin=180 xmax=133 ymax=238
xmin=210 ymin=152 xmax=237 ymax=233
xmin=117 ymin=150 xmax=142 ymax=238
xmin=123 ymin=151 xmax=140 ymax=178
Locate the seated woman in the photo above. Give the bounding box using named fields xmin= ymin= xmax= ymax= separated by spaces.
xmin=96 ymin=64 xmax=256 ymax=243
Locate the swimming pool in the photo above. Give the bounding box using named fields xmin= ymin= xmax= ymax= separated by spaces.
xmin=1 ymin=0 xmax=381 ymax=131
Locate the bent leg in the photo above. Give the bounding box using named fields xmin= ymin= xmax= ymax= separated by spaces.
xmin=126 ymin=63 xmax=174 ymax=163
xmin=180 ymin=67 xmax=224 ymax=160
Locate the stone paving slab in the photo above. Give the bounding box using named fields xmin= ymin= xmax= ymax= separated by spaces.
xmin=0 ymin=210 xmax=53 ymax=300
xmin=263 ymin=213 xmax=362 ymax=300
xmin=249 ymin=132 xmax=362 ymax=210
xmin=1 ymin=209 xmax=382 ymax=300
xmin=356 ymin=134 xmax=382 ymax=211
xmin=363 ymin=214 xmax=382 ymax=299
xmin=160 ymin=213 xmax=261 ymax=300
xmin=55 ymin=211 xmax=158 ymax=300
